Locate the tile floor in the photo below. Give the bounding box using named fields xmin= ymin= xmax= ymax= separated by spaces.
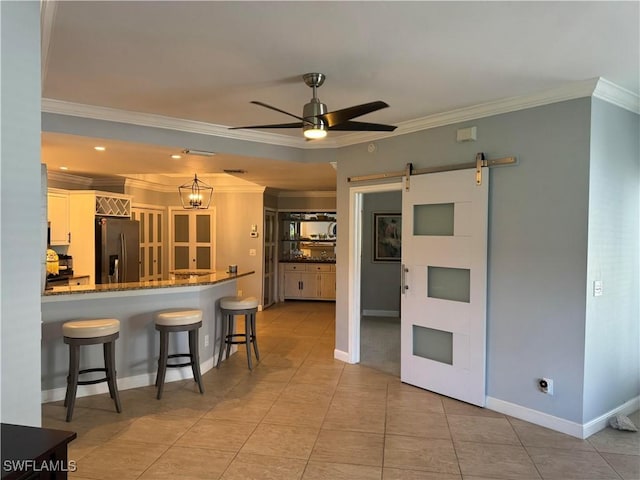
xmin=42 ymin=301 xmax=639 ymax=480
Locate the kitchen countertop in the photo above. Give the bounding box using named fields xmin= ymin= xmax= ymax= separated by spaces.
xmin=279 ymin=260 xmax=336 ymax=264
xmin=42 ymin=270 xmax=253 ymax=298
xmin=169 ymin=269 xmax=217 ymax=275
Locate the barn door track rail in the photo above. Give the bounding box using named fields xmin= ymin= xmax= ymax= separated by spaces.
xmin=347 ymin=152 xmax=517 ymax=190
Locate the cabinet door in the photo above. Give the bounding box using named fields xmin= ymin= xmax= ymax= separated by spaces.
xmin=132 ymin=207 xmax=165 ymax=281
xmin=299 ymin=271 xmax=318 ymax=298
xmin=319 ymin=271 xmax=336 ymax=300
xmin=283 ymin=272 xmax=302 ymax=298
xmin=171 ymin=209 xmax=216 ymax=271
xmin=48 ymin=191 xmax=70 ymax=245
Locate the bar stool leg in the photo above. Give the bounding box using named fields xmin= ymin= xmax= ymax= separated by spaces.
xmin=65 ymin=343 xmax=80 ymax=422
xmin=155 ymin=331 xmax=164 ymax=387
xmin=156 ymin=329 xmax=169 ymax=399
xmin=225 ymin=315 xmax=235 ymax=361
xmin=105 ymin=340 xmax=122 ymax=413
xmin=250 ymin=312 xmax=260 ymax=361
xmin=104 ymin=342 xmax=115 ymax=400
xmin=188 ymin=329 xmax=205 ymax=394
xmin=216 ymin=313 xmax=227 ymax=368
xmin=244 ymin=314 xmax=253 ymax=370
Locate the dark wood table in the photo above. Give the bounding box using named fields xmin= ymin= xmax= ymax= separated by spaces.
xmin=1 ymin=424 xmax=76 ymax=480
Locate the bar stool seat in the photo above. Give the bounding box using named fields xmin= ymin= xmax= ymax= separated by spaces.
xmin=63 ymin=319 xmax=120 ymax=338
xmin=154 ymin=309 xmax=204 ymax=399
xmin=217 ymin=296 xmax=259 ymax=370
xmin=63 ymin=318 xmax=122 ymax=422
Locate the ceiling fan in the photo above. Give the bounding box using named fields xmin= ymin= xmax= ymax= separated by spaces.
xmin=230 ymin=73 xmax=397 ymax=139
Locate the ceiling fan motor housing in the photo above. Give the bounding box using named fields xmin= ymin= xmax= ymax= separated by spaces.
xmin=303 ymin=99 xmax=328 ymax=130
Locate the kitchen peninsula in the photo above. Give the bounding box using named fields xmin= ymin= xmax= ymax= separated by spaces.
xmin=41 ymin=270 xmax=253 ymax=402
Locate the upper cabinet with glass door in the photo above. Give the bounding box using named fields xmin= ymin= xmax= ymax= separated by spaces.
xmin=279 ymin=212 xmax=336 ymax=262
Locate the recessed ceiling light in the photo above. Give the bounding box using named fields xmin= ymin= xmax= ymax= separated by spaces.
xmin=59 ymin=166 xmax=69 ymax=170
xmin=171 ymin=154 xmax=182 ymax=159
xmin=94 ymin=146 xmax=106 ymax=151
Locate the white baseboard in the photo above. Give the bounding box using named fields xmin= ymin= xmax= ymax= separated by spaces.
xmin=362 ymin=309 xmax=399 ymax=318
xmin=582 ymin=396 xmax=640 ymax=438
xmin=42 ymin=356 xmax=217 ymax=403
xmin=333 ymin=349 xmax=352 ymax=363
xmin=486 ymin=395 xmax=640 ymax=439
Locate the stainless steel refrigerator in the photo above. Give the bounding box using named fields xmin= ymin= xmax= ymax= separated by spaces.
xmin=95 ymin=217 xmax=140 ymax=284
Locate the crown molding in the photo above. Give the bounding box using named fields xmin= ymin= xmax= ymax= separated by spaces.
xmin=41 ymin=98 xmax=322 ymax=148
xmin=121 ymin=176 xmax=266 ymax=194
xmin=41 ymin=78 xmax=638 ymax=151
xmin=121 ymin=178 xmax=174 ymax=193
xmin=277 ymin=191 xmax=336 ymax=198
xmin=47 ymin=170 xmax=93 ymax=187
xmin=592 ymin=78 xmax=640 ymax=114
xmin=214 ymin=185 xmax=266 ymax=194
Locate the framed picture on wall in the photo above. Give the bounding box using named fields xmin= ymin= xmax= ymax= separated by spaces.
xmin=373 ymin=213 xmax=401 ymax=262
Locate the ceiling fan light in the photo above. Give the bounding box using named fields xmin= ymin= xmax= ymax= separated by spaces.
xmin=303 ymin=126 xmax=327 ymax=139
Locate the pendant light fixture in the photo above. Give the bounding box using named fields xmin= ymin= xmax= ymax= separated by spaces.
xmin=178 ymin=174 xmax=213 ymax=209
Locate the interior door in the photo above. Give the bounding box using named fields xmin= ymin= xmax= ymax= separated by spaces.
xmin=132 ymin=207 xmax=164 ymax=281
xmin=401 ymin=167 xmax=488 ymax=406
xmin=263 ymin=209 xmax=276 ymax=307
xmin=171 ymin=209 xmax=216 ymax=271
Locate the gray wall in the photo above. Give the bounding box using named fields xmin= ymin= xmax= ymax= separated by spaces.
xmin=361 ymin=191 xmax=402 ymax=314
xmin=0 ymin=1 xmax=42 ymax=426
xmin=583 ymin=98 xmax=640 ymax=422
xmin=214 ymin=191 xmax=265 ymax=300
xmin=335 ymin=99 xmax=595 ymax=424
xmin=277 ymin=194 xmax=337 ymax=211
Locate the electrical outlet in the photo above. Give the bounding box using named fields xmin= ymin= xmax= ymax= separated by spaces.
xmin=237 ymin=289 xmax=243 ymax=297
xmin=538 ymin=377 xmax=554 ymax=395
xmin=204 ymin=334 xmax=209 ymax=347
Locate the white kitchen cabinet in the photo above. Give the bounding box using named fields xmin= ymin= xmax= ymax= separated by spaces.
xmin=67 ymin=190 xmax=133 ymax=283
xmin=281 ymin=263 xmax=335 ymax=300
xmin=47 ymin=189 xmax=70 ymax=245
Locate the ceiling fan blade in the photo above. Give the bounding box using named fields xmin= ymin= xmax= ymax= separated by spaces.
xmin=250 ymin=101 xmax=309 ymax=123
xmin=229 ymin=122 xmax=304 ymax=130
xmin=328 ymin=120 xmax=397 ymax=132
xmin=320 ymin=101 xmax=389 ymax=127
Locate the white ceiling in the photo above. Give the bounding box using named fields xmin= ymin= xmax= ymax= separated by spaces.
xmin=41 ymin=1 xmax=639 ymax=191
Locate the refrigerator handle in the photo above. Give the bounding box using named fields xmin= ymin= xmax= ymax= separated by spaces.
xmin=110 ymin=257 xmax=119 ymax=283
xmin=120 ymin=233 xmax=126 ymax=283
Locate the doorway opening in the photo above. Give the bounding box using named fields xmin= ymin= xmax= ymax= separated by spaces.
xmin=347 ymin=181 xmax=402 ymax=371
xmin=359 ymin=190 xmax=403 ymax=375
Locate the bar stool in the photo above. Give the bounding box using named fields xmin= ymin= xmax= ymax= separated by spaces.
xmin=217 ymin=296 xmax=260 ymax=370
xmin=63 ymin=318 xmax=122 ymax=422
xmin=154 ymin=309 xmax=205 ymax=399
